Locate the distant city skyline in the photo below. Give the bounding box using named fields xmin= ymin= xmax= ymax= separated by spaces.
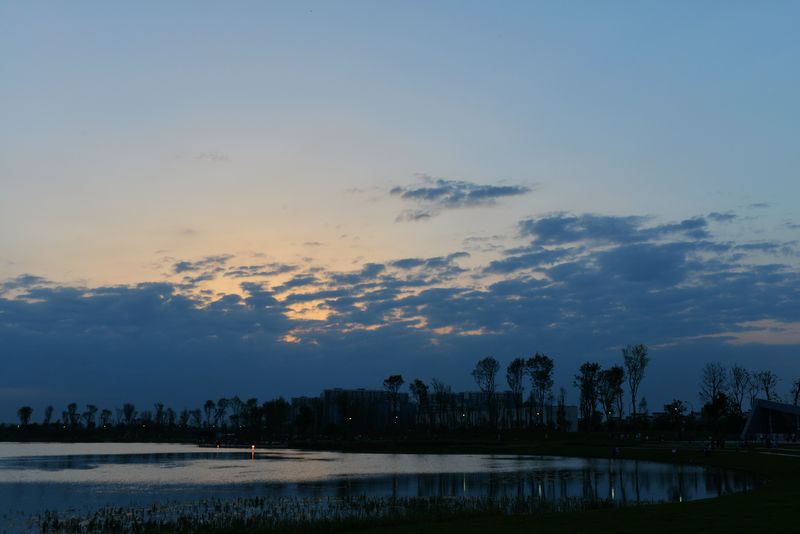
xmin=1 ymin=2 xmax=799 ymax=420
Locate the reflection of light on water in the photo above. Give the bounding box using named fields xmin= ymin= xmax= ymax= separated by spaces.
xmin=0 ymin=443 xmax=758 ymax=519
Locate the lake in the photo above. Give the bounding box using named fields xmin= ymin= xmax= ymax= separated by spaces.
xmin=0 ymin=442 xmax=757 ymax=531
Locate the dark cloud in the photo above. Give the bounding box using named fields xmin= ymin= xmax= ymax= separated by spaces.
xmin=0 ymin=274 xmax=49 ymax=294
xmin=224 ymin=263 xmax=298 ymax=278
xmin=390 ymin=252 xmax=469 ymax=273
xmin=1 ymin=210 xmax=799 ymax=421
xmin=272 ymin=275 xmax=320 ymax=293
xmin=395 ymin=209 xmax=434 ymax=222
xmin=708 ymin=211 xmax=737 ymax=223
xmin=391 ymin=175 xmax=531 ymax=220
xmin=485 ymin=247 xmax=576 ymax=274
xmin=172 ymin=254 xmax=233 ymax=274
xmin=518 ymin=213 xmax=710 ymax=245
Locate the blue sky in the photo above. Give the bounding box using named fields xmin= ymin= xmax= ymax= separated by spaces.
xmin=1 ymin=2 xmax=798 ymax=420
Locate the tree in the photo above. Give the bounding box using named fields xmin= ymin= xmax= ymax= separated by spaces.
xmin=122 ymin=403 xmax=137 ymax=426
xmin=638 ymin=397 xmax=649 ymax=416
xmin=664 ymin=399 xmax=686 ymax=430
xmin=17 ymin=406 xmax=33 ymax=426
xmin=100 ymin=409 xmax=113 ymax=427
xmin=383 ymin=374 xmax=405 ymax=423
xmin=166 ymin=408 xmax=176 ymax=427
xmin=699 ymin=362 xmax=727 ymax=404
xmin=526 ymin=353 xmax=554 ymax=427
xmin=556 ymin=387 xmax=569 ymax=431
xmin=139 ymin=410 xmax=153 ymax=426
xmin=472 ymin=357 xmax=501 ymax=426
xmin=179 ymin=409 xmax=191 ymax=427
xmin=154 ymin=403 xmax=165 ymax=427
xmin=43 ymin=405 xmax=54 ymax=426
xmin=622 ymin=344 xmax=649 ymax=418
xmin=214 ymin=398 xmax=229 ymax=428
xmin=574 ymin=362 xmax=601 ymax=430
xmin=409 ymin=379 xmax=430 ymax=428
xmin=203 ymin=400 xmax=215 ymax=427
xmin=755 ymin=370 xmax=779 ymax=401
xmin=598 ymin=367 xmax=623 ymax=423
xmin=82 ymin=405 xmax=98 ymax=428
xmin=190 ymin=409 xmax=202 ymax=428
xmin=431 ymin=379 xmax=452 ymax=428
xmin=506 ymin=358 xmax=526 ymax=427
xmin=228 ymin=396 xmax=244 ymax=427
xmin=729 ymin=365 xmax=750 ymax=415
xmin=244 ymin=398 xmax=260 ymax=429
xmin=791 ymin=379 xmax=800 ymax=406
xmin=263 ymin=398 xmax=290 ymax=438
xmin=67 ymin=402 xmax=80 ymax=428
xmin=702 ymin=392 xmax=730 ymax=426
xmin=746 ymin=372 xmax=760 ymax=410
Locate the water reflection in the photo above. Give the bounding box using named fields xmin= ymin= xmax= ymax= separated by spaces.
xmin=0 ymin=443 xmax=756 ymax=521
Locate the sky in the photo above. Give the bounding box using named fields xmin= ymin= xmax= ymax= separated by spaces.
xmin=1 ymin=2 xmax=799 ymax=421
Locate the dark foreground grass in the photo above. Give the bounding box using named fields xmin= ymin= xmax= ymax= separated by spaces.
xmin=346 ymin=439 xmax=799 ymax=534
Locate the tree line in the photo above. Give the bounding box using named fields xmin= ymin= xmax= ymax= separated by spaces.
xmin=11 ymin=343 xmax=800 ymax=437
xmin=389 ymin=344 xmax=649 ymax=432
xmin=13 ymin=396 xmax=294 ymax=440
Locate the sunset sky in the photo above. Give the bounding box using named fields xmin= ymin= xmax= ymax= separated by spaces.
xmin=1 ymin=2 xmax=798 ymax=419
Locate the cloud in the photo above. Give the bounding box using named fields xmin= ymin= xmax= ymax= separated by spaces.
xmin=172 ymin=254 xmax=233 ymax=274
xmin=1 ymin=210 xmax=799 ymax=420
xmin=0 ymin=274 xmax=50 ymax=294
xmin=485 ymin=247 xmax=576 ymax=274
xmin=708 ymin=211 xmax=737 ymax=223
xmin=224 ymin=263 xmax=298 ymax=278
xmin=517 ymin=213 xmax=710 ymax=245
xmin=395 ymin=209 xmax=435 ymax=222
xmin=390 ymin=175 xmax=532 ymax=221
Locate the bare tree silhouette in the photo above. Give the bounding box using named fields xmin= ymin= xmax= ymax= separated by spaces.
xmin=699 ymin=362 xmax=727 ymax=404
xmin=526 ymin=353 xmax=554 ymax=427
xmin=622 ymin=344 xmax=649 ymax=418
xmin=506 ymin=358 xmax=525 ymax=428
xmin=755 ymin=370 xmax=779 ymax=401
xmin=574 ymin=362 xmax=601 ymax=430
xmin=472 ymin=357 xmax=500 ymax=427
xmin=729 ymin=365 xmax=750 ymax=415
xmin=43 ymin=405 xmax=53 ymax=426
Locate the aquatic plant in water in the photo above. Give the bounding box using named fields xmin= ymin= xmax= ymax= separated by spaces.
xmin=31 ymin=494 xmax=622 ymax=533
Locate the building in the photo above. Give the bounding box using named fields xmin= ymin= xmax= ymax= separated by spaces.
xmin=740 ymin=398 xmax=800 ymax=441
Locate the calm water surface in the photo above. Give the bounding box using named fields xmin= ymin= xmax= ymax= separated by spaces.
xmin=0 ymin=442 xmax=756 ymax=525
